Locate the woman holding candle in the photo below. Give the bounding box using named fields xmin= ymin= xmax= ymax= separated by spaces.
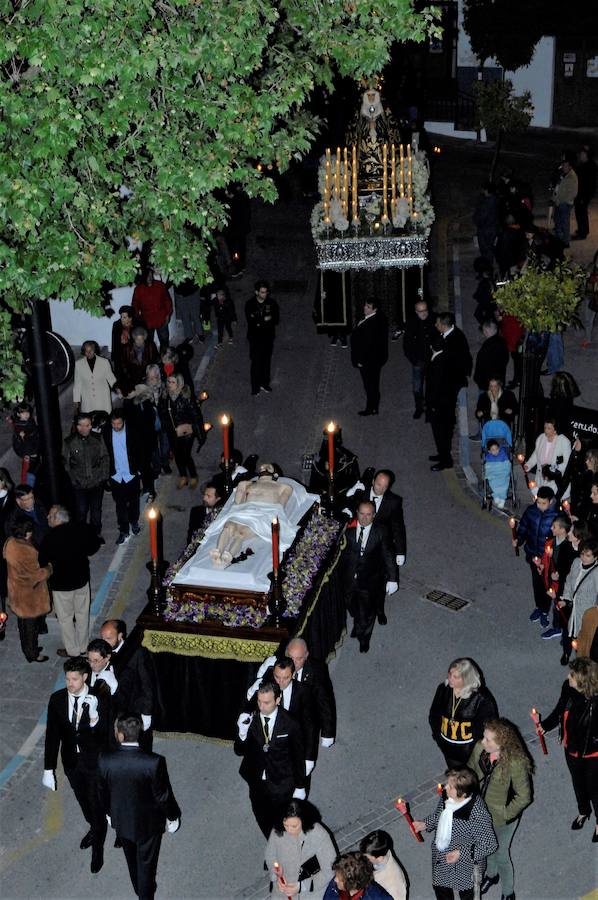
xmin=159 ymin=373 xmax=205 ymax=490
xmin=412 ymin=767 xmax=498 ymax=900
xmin=557 ymin=538 xmax=598 ymax=665
xmin=539 ymin=657 xmax=598 ymax=843
xmin=468 ymin=719 xmax=534 ymax=900
xmin=429 ymin=659 xmax=499 ymax=767
xmin=265 ymin=799 xmax=337 ymax=898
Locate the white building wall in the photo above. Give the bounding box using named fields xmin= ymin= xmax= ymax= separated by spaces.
xmin=506 ymin=37 xmax=555 ymax=128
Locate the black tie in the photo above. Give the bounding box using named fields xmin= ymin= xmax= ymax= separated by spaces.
xmin=263 ymin=717 xmax=270 ymax=741
xmin=358 ymin=526 xmax=364 ymax=553
xmin=71 ymin=695 xmax=79 ymax=729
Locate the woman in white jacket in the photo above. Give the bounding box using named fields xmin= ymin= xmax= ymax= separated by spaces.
xmin=73 ymin=341 xmax=116 ymax=415
xmin=525 ymin=418 xmax=571 ymax=498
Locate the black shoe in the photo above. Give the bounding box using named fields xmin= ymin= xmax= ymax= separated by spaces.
xmin=501 ymin=894 xmax=516 ymax=900
xmin=91 ymin=846 xmax=104 ymax=874
xmin=38 ymin=621 xmax=48 ymax=634
xmin=80 ymin=831 xmax=93 ymax=849
xmin=431 ymin=462 xmax=454 ymax=472
xmin=481 ymin=874 xmax=499 ymax=895
xmin=116 ymin=532 xmax=130 ymax=545
xmin=377 ymin=613 xmax=387 ymax=625
xmin=429 ymin=454 xmax=440 ymax=461
xmin=358 ymin=409 xmax=377 ymax=416
xmin=592 ymin=830 xmax=598 ymax=843
xmin=413 ymin=409 xmax=423 ymax=419
xmin=114 ymin=836 xmax=122 ymax=849
xmin=161 ymin=464 xmax=172 ymax=475
xmin=359 ymin=641 xmax=370 ymax=653
xmin=571 ymin=815 xmax=588 ymax=830
xmin=560 ymin=652 xmax=570 ymax=666
xmin=131 ymin=524 xmax=141 ymax=536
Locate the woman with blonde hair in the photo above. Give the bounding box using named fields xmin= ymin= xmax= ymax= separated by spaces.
xmin=468 ymin=719 xmax=534 ymax=900
xmin=429 ymin=659 xmax=499 ymax=767
xmin=159 ymin=373 xmax=204 ymax=489
xmin=539 ymin=657 xmax=598 ymax=843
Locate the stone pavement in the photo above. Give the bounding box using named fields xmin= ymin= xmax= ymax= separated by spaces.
xmin=1 ymin=127 xmax=597 ymax=900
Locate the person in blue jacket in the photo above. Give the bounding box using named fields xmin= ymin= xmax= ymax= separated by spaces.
xmin=514 ymin=485 xmax=559 ymax=629
xmin=323 ymin=851 xmax=392 ymax=899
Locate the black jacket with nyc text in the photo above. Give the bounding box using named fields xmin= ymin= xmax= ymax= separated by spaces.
xmin=429 ymin=683 xmax=499 ymax=765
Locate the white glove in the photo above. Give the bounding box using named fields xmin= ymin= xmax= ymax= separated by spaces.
xmin=166 ymin=818 xmax=180 ymax=834
xmin=396 ymin=555 xmax=405 ymax=567
xmin=292 ymin=788 xmax=307 ymax=800
xmin=141 ymin=715 xmax=152 ymax=731
xmin=321 ymin=736 xmax=335 ymax=748
xmin=342 ymin=507 xmax=353 ymax=517
xmin=385 ymin=581 xmax=398 ymax=595
xmin=345 ymin=481 xmax=365 ymax=498
xmin=305 ymin=760 xmax=315 ymax=776
xmin=256 ymin=654 xmax=278 ymax=681
xmin=82 ymin=693 xmax=99 ymax=721
xmin=97 ymin=669 xmax=118 ymax=696
xmin=42 ymin=769 xmax=57 ymax=791
xmin=237 ymin=713 xmax=251 ymax=740
xmin=246 ymin=677 xmax=261 ymax=701
xmin=106 ymin=815 xmax=112 ymax=826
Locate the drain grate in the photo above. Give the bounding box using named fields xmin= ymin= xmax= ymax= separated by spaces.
xmin=425 ymin=590 xmax=470 ymax=612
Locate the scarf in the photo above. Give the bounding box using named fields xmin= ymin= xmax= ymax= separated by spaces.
xmin=436 ymin=796 xmax=470 ymax=851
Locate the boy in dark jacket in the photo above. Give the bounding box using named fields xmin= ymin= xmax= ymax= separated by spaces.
xmin=515 ymin=486 xmax=559 ymax=629
xmin=212 ymin=286 xmax=237 ymax=346
xmin=11 ymin=403 xmax=40 ymax=485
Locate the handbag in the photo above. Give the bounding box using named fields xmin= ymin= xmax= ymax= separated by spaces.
xmin=175 ymin=423 xmax=193 ymax=437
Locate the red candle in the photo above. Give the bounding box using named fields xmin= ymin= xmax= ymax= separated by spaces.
xmin=327 ymin=421 xmax=336 ymax=477
xmin=530 ymin=708 xmax=548 ymax=755
xmin=272 ymin=517 xmax=280 ymax=573
xmin=509 ymin=517 xmax=520 ymax=557
xmin=273 ymin=862 xmax=292 ymax=900
xmin=395 ymin=798 xmax=424 ymax=843
xmin=148 ymin=508 xmax=158 ymax=563
xmin=544 ymin=539 xmax=553 ymax=558
xmin=436 ymin=783 xmax=443 ymax=795
xmin=20 ymin=457 xmax=30 ymax=484
xmin=221 ymin=414 xmax=230 ymax=464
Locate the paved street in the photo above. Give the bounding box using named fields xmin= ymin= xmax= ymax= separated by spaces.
xmin=0 ymin=127 xmax=597 ymax=900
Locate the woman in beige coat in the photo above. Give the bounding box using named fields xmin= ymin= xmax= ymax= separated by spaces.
xmin=73 ymin=341 xmax=116 ymax=415
xmin=4 ymin=518 xmax=52 ymax=662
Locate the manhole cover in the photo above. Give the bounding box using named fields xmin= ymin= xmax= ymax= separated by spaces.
xmin=302 ymin=453 xmax=314 ymax=470
xmin=273 ymin=279 xmax=308 ymax=293
xmin=425 ymin=590 xmax=470 ymax=611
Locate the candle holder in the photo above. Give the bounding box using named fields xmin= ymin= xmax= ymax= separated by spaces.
xmin=269 ymin=570 xmax=286 ymax=628
xmin=146 ymin=559 xmax=170 ymax=618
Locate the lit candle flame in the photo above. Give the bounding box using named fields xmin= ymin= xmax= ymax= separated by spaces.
xmin=199 ymin=391 xmax=209 ymax=401
xmin=203 ymin=422 xmax=212 ymax=432
xmin=528 ymin=480 xmax=537 ymax=490
xmin=327 ymin=421 xmax=335 ymax=433
xmin=509 ymin=517 xmax=516 ymax=528
xmin=148 ymin=507 xmax=157 ymax=520
xmin=517 ymin=453 xmax=525 ymax=463
xmin=272 ymin=517 xmax=278 ymax=526
xmin=221 ymin=414 xmax=229 ymax=426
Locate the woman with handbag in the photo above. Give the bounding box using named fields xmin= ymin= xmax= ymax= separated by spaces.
xmin=159 ymin=373 xmax=204 ymax=489
xmin=265 ymin=799 xmax=337 ymax=898
xmin=468 ymin=719 xmax=534 ymax=900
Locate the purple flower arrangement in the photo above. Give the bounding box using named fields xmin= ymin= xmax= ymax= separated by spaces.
xmin=162 ymin=509 xmax=342 ymax=629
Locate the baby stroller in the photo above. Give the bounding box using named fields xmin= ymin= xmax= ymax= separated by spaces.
xmin=481 ymin=419 xmax=518 ymax=511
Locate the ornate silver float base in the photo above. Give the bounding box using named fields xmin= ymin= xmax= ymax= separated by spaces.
xmin=315 ymin=234 xmax=428 ymax=271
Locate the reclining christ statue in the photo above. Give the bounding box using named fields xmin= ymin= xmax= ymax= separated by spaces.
xmin=170 ymin=467 xmax=319 ymax=589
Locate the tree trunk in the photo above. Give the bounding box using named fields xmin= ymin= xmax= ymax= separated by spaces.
xmin=489 ymin=126 xmax=503 ymax=182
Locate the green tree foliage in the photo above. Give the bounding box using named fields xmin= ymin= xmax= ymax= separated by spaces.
xmin=494 ymin=262 xmax=585 ymax=334
xmin=0 ymin=0 xmax=440 ymax=400
xmin=463 ymin=0 xmax=543 ymax=72
xmin=474 ymin=79 xmax=533 ymax=178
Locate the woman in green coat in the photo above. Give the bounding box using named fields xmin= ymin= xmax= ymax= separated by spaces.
xmin=467 ymin=718 xmax=534 ymax=900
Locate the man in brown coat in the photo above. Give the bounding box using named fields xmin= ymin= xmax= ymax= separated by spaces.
xmin=3 ymin=517 xmax=52 ymax=662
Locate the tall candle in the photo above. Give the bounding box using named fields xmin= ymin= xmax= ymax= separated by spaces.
xmin=530 ymin=708 xmax=548 ymax=755
xmin=324 ymin=161 xmax=331 ymax=222
xmin=509 ymin=517 xmax=520 ymax=557
xmin=391 ymin=144 xmax=397 ymax=215
xmin=382 ymin=143 xmax=389 ymax=223
xmin=221 ymin=414 xmax=230 ymax=464
xmin=148 ymin=507 xmax=158 ymax=563
xmin=271 ymin=518 xmax=280 ymax=573
xmin=327 ymin=421 xmax=335 ymax=476
xmin=334 ymin=146 xmax=341 ymax=201
xmin=343 ymin=147 xmax=349 ymax=216
xmin=395 ymin=798 xmax=424 ymax=843
xmin=351 ymin=145 xmax=358 ymax=221
xmin=399 ymin=144 xmax=404 ymax=197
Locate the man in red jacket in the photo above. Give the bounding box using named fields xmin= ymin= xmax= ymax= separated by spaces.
xmin=132 ymin=270 xmax=172 ymax=353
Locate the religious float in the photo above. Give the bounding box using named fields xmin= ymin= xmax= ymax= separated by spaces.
xmin=313 ymin=79 xmax=435 ymax=336
xmin=137 ymin=424 xmax=347 ymax=742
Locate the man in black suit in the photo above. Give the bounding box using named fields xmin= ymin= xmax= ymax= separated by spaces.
xmin=426 ymin=311 xmax=472 ymax=472
xmin=339 ymin=500 xmax=397 ymax=652
xmin=473 ymin=319 xmax=509 ymax=391
xmin=235 ymin=681 xmax=306 ymax=837
xmin=186 ymin=482 xmax=223 ymax=544
xmin=100 ymin=618 xmax=155 ymax=751
xmin=350 ymin=298 xmax=389 ymax=416
xmin=349 ymin=469 xmax=407 ymax=625
xmin=285 ymin=637 xmax=337 ymax=748
xmin=98 ymin=714 xmax=180 ymax=900
xmin=104 ymin=408 xmax=142 ymax=545
xmin=245 ymin=658 xmax=318 ymax=777
xmin=43 ymin=657 xmax=108 ymax=873
xmin=403 ymin=297 xmax=436 ymax=419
